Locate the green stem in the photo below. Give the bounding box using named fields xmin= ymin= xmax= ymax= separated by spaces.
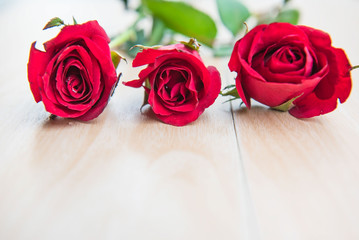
xmin=109 ymin=14 xmax=145 ymax=49
xmin=350 ymin=65 xmax=359 ymax=71
xmin=146 ymin=17 xmax=166 ymax=46
xmin=109 ymin=28 xmax=136 ymax=49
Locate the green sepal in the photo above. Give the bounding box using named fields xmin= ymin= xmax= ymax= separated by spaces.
xmin=43 ymin=17 xmax=65 ymax=30
xmin=220 ymin=84 xmax=242 ymax=104
xmin=111 ymin=50 xmax=125 ymax=70
xmin=72 ymin=16 xmax=78 ymax=25
xmin=111 ymin=73 xmax=122 ymax=97
xmin=220 ymin=84 xmax=240 ymax=98
xmin=271 ymin=94 xmax=302 ymax=112
xmin=180 ymin=38 xmax=201 ymax=51
xmin=141 ymin=79 xmax=151 ymax=112
xmin=49 ymin=114 xmax=57 ymax=120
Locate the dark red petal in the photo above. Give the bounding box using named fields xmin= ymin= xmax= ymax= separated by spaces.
xmin=82 ymin=36 xmax=116 ymax=85
xmin=76 ymin=79 xmax=112 ymax=121
xmin=248 ymin=23 xmax=310 ymax=62
xmin=27 ymin=42 xmax=50 ymax=102
xmin=55 ymin=58 xmax=102 ymax=112
xmin=148 ymin=89 xmax=173 ymax=116
xmin=289 ymin=48 xmax=352 ymax=118
xmin=242 ymin=70 xmax=325 ymax=107
xmin=235 ymin=73 xmax=252 ymax=109
xmin=289 ymin=91 xmax=338 ymax=118
xmin=122 ymin=78 xmax=145 ymax=88
xmin=40 ymin=92 xmax=87 ymax=118
xmin=298 ymin=25 xmax=332 ymax=49
xmin=197 ymin=66 xmax=221 ymax=109
xmin=44 ymin=20 xmax=110 ymax=52
xmin=132 ymin=48 xmax=179 ymax=67
xmin=160 ymin=43 xmax=202 ymax=60
xmin=334 ymin=48 xmax=352 ymax=103
xmin=236 ymin=24 xmax=267 ymax=62
xmin=228 ymin=39 xmax=252 ymax=108
xmin=155 ymin=108 xmax=203 ymax=127
xmin=228 ymin=40 xmax=240 ymax=72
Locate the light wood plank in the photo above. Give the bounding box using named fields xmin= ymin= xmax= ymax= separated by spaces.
xmin=0 ymin=2 xmax=250 ymax=239
xmin=232 ymin=0 xmax=359 ymax=239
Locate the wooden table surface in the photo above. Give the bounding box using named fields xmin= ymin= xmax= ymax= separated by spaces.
xmin=1 ymin=0 xmax=359 ymax=239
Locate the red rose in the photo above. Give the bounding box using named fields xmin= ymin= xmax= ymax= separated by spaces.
xmin=27 ymin=20 xmax=118 ymax=121
xmin=124 ymin=42 xmax=221 ymax=126
xmin=228 ymin=22 xmax=352 ymax=118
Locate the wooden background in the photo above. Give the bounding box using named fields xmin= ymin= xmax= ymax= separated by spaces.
xmin=0 ymin=0 xmax=359 ymax=239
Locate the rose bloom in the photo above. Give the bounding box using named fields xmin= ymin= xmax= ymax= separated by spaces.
xmin=124 ymin=43 xmax=221 ymax=126
xmin=28 ymin=20 xmax=118 ymax=121
xmin=228 ymin=22 xmax=352 ymax=118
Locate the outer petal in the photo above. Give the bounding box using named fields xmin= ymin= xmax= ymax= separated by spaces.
xmin=44 ymin=20 xmax=110 ymax=51
xmin=298 ymin=25 xmax=332 ymax=49
xmin=77 ymin=37 xmax=117 ymax=120
xmin=156 ymin=108 xmax=202 ymax=127
xmin=27 ymin=42 xmax=50 ymax=102
xmin=132 ymin=48 xmax=179 ymax=67
xmin=290 ymin=48 xmax=351 ymax=118
xmin=228 ymin=36 xmax=253 ymax=108
xmin=123 ymin=78 xmax=145 ymax=88
xmin=160 ymin=43 xmax=202 ymax=60
xmin=289 ymin=91 xmax=337 ymax=118
xmin=198 ymin=66 xmax=221 ymax=109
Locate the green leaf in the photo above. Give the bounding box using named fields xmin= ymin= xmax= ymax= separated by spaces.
xmin=143 ymin=0 xmax=217 ymax=47
xmin=43 ymin=17 xmax=65 ymax=30
xmin=271 ymin=94 xmax=302 ymax=112
xmin=216 ymin=0 xmax=250 ymax=36
xmin=275 ymin=9 xmax=300 ymax=25
xmin=213 ymin=44 xmax=234 ymax=57
xmin=111 ymin=51 xmax=124 ymax=70
xmin=109 ymin=28 xmax=136 ymax=49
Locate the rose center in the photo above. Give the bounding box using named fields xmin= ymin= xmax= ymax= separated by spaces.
xmin=163 ymin=70 xmax=188 ymax=99
xmin=279 ymin=48 xmax=301 ymax=64
xmin=66 ymin=67 xmax=84 ymax=97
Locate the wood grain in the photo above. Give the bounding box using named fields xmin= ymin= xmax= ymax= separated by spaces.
xmin=231 ymin=1 xmax=359 ymax=239
xmin=0 ymin=3 xmax=248 ymax=239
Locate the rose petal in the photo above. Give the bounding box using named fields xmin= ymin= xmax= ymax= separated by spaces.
xmin=289 ymin=91 xmax=338 ymax=118
xmin=149 ymin=89 xmax=173 ymax=116
xmin=27 ymin=42 xmax=50 ymax=102
xmin=160 ymin=43 xmax=202 ymax=60
xmin=298 ymin=25 xmax=332 ymax=49
xmin=44 ymin=21 xmax=110 ymax=52
xmin=122 ymin=78 xmax=144 ymax=88
xmin=155 ymin=108 xmax=202 ymax=127
xmin=197 ymin=66 xmax=221 ymax=109
xmin=132 ymin=48 xmax=179 ymax=67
